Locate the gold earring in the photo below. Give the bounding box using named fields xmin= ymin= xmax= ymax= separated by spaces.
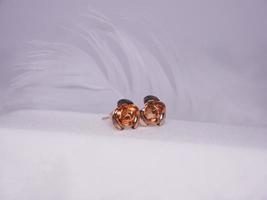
xmin=140 ymin=95 xmax=166 ymax=126
xmin=103 ymin=99 xmax=140 ymax=130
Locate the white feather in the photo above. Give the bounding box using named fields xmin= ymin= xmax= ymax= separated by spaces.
xmin=3 ymin=10 xmax=180 ymax=116
xmin=2 ymin=8 xmax=267 ymax=126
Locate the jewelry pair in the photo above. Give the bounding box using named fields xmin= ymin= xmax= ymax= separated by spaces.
xmin=105 ymin=95 xmax=166 ymax=130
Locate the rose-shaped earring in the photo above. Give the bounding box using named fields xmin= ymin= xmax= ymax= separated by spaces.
xmin=140 ymin=95 xmax=166 ymax=126
xmin=103 ymin=99 xmax=140 ymax=130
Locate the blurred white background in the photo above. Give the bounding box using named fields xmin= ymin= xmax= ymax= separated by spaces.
xmin=0 ymin=0 xmax=267 ymax=125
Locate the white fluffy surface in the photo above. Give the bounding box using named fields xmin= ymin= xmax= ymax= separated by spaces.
xmin=1 ymin=110 xmax=267 ymax=200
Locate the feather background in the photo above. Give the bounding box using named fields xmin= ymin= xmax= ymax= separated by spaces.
xmin=0 ymin=0 xmax=267 ymax=126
